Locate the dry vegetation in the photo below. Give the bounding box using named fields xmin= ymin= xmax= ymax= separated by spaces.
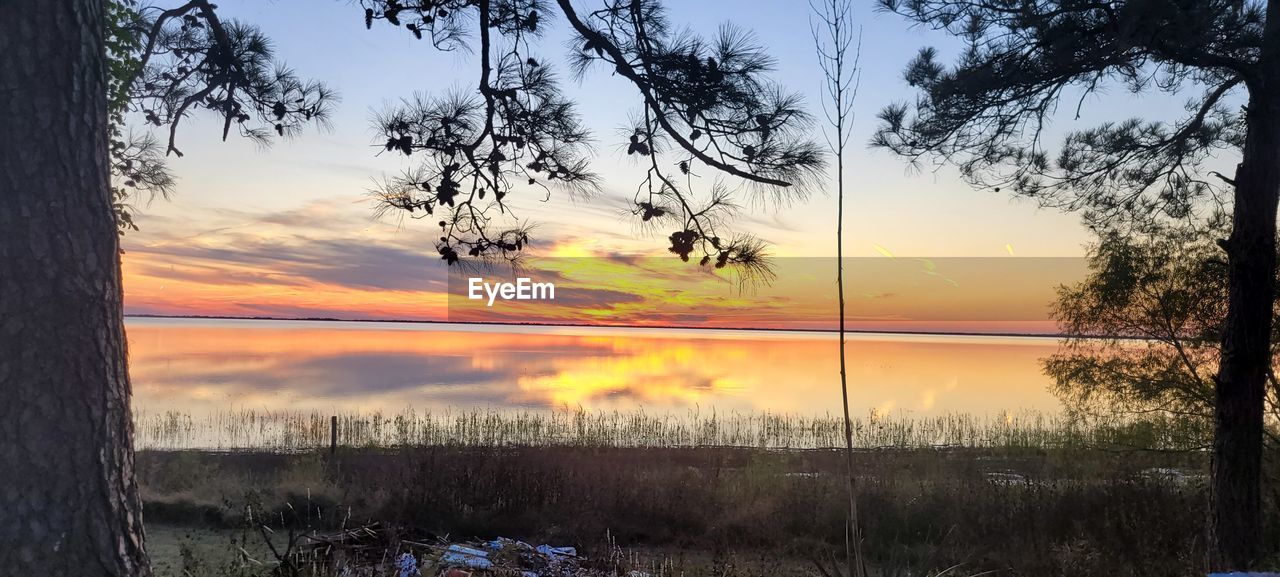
xmin=134 ymin=407 xmax=1211 ymax=452
xmin=134 ymin=408 xmax=1279 ymax=575
xmin=137 ymin=444 xmax=1266 ymax=576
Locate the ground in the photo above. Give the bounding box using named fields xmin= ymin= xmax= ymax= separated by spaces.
xmin=133 ymin=445 xmax=1277 ymax=576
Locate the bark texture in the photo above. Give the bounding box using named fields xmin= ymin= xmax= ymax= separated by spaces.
xmin=0 ymin=0 xmax=151 ymax=575
xmin=1210 ymin=4 xmax=1280 ymax=568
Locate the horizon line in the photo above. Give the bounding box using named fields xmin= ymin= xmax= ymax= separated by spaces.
xmin=121 ymin=313 xmax=1111 ymax=340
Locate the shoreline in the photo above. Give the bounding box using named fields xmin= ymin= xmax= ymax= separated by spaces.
xmin=123 ymin=313 xmax=1134 ymax=341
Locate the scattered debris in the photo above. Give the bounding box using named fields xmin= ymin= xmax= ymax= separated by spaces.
xmin=296 ymin=524 xmax=588 ymax=577
xmin=1140 ymin=467 xmax=1203 ymax=486
xmin=440 ymin=544 xmax=494 ymax=570
xmin=984 ymin=471 xmax=1028 ymax=485
xmin=398 ymin=552 xmax=421 ymax=577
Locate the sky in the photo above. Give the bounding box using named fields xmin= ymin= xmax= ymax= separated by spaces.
xmin=118 ymin=0 xmax=1208 ymax=330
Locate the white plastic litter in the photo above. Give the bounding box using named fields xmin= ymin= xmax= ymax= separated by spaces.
xmin=439 ymin=537 xmax=581 ymax=577
xmin=536 ymin=544 xmax=577 ymax=558
xmin=441 ymin=544 xmax=495 ymax=570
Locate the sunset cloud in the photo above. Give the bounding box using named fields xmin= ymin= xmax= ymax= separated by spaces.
xmin=120 ymin=193 xmax=1084 ymax=333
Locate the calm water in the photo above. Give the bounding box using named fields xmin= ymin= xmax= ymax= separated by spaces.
xmin=125 ymin=317 xmax=1065 ymax=419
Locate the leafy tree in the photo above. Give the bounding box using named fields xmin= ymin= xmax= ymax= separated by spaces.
xmin=872 ymin=1 xmax=1278 ymax=568
xmin=1 ymin=0 xmax=823 ymax=573
xmin=3 ymin=1 xmax=150 ymax=574
xmin=1046 ymin=217 xmax=1280 ymax=440
xmin=3 ymin=0 xmax=334 ymax=573
xmin=107 ymin=0 xmax=173 ymax=234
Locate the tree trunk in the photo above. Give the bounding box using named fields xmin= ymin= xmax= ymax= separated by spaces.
xmin=1210 ymin=18 xmax=1280 ymax=567
xmin=0 ymin=1 xmax=151 ymax=575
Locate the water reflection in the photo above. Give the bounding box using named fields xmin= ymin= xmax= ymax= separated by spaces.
xmin=126 ymin=317 xmax=1064 ymax=417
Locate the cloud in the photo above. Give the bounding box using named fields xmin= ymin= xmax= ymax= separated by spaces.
xmin=121 ymin=195 xmax=1072 ymax=332
xmin=129 ymin=262 xmax=308 ymax=288
xmin=125 ymin=195 xmax=453 ymax=293
xmin=132 ymin=237 xmax=448 ymax=292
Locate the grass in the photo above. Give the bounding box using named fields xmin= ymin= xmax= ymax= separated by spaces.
xmin=135 ymin=443 xmax=1264 ymax=577
xmin=133 ymin=407 xmax=1271 ymax=575
xmin=133 ymin=407 xmax=1211 ymax=452
xmin=148 ymin=524 xmax=274 ymax=577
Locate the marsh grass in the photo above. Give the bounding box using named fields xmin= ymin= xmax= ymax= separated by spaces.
xmin=134 ymin=407 xmax=1210 ymax=452
xmin=134 ymin=408 xmax=1270 ymax=576
xmin=138 ymin=444 xmax=1233 ymax=577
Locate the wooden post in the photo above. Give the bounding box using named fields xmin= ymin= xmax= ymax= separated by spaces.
xmin=330 ymin=415 xmax=337 ymax=455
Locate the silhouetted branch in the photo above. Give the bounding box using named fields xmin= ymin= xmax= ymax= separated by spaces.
xmin=128 ymin=0 xmax=337 ymax=157
xmin=872 ymin=0 xmax=1258 ymax=227
xmin=360 ymin=0 xmax=824 ymax=272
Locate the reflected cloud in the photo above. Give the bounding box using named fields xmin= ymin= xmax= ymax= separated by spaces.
xmin=128 ymin=319 xmax=1065 ymax=419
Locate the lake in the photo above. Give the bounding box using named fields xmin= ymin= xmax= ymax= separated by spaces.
xmin=126 ymin=317 xmax=1065 ymax=420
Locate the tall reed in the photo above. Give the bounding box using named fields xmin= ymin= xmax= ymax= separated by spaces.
xmin=133 ymin=407 xmax=1209 ymax=452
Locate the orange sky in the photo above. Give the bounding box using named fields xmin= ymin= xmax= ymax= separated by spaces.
xmin=121 ymin=204 xmax=1085 ymax=333
xmin=113 ymin=0 xmax=1134 ymax=333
